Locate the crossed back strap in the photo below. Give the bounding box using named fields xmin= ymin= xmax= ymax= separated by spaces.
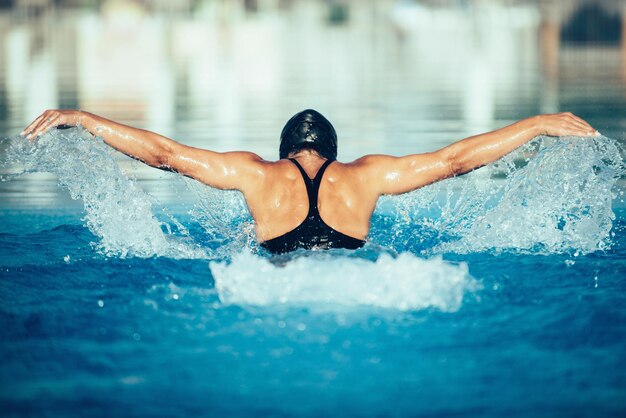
xmin=288 ymin=158 xmax=334 ymax=215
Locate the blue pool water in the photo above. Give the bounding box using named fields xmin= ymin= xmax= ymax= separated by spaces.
xmin=1 ymin=129 xmax=626 ymax=417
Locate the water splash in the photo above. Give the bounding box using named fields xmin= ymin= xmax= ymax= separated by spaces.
xmin=212 ymin=251 xmax=478 ymax=312
xmin=1 ymin=128 xmax=209 ymax=258
xmin=371 ymin=136 xmax=625 ymax=255
xmin=1 ymin=129 xmax=623 ymax=258
xmin=184 ymin=179 xmax=255 ymax=257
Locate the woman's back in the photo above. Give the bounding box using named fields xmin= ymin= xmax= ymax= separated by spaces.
xmin=247 ymin=154 xmax=378 ymax=244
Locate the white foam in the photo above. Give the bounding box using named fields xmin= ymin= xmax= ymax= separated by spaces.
xmin=376 ymin=135 xmax=625 ymax=255
xmin=2 ymin=128 xmax=208 ymax=258
xmin=211 ymin=251 xmax=478 ymax=312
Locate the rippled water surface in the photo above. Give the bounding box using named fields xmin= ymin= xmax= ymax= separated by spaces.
xmin=1 ymin=2 xmax=626 ymax=417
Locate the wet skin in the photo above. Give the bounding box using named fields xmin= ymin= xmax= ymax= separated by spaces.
xmin=21 ymin=110 xmax=598 ymax=243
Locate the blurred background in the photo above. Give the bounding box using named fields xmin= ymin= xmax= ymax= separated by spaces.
xmin=0 ymin=0 xmax=625 ymax=204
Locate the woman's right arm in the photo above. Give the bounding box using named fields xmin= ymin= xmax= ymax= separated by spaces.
xmin=21 ymin=109 xmax=265 ymax=192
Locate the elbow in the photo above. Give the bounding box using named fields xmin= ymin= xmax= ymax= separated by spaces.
xmin=154 ymin=141 xmax=175 ymax=169
xmin=447 ymin=156 xmax=461 ymax=176
xmin=450 ymin=157 xmax=471 ymax=176
xmin=441 ymin=151 xmax=464 ymax=177
xmin=449 ymin=157 xmax=483 ymax=176
xmin=442 ymin=149 xmax=479 ymax=177
xmin=154 ymin=148 xmax=173 ymax=169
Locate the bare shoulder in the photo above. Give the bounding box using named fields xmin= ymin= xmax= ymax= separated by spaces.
xmin=227 ymin=151 xmax=274 ymax=179
xmin=339 ymin=153 xmax=448 ymax=196
xmin=340 ymin=154 xmax=398 ymax=176
xmin=258 ymin=157 xmax=296 ymax=171
xmin=218 ymin=150 xmax=265 ymax=163
xmin=253 ymin=157 xmax=302 ymax=181
xmin=326 ymin=158 xmax=388 ymax=203
xmin=216 ymin=150 xmax=268 ymax=173
xmin=171 ymin=144 xmax=266 ymax=167
xmin=171 ymin=148 xmax=270 ymax=191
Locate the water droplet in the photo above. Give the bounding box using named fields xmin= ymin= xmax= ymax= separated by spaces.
xmin=97 ymin=299 xmax=104 ymax=308
xmin=278 ymin=321 xmax=286 ymax=328
xmin=297 ymin=323 xmax=306 ymax=331
xmin=133 ymin=333 xmax=141 ymax=341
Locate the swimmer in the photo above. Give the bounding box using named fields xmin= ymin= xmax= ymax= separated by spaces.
xmin=21 ymin=109 xmax=598 ymax=254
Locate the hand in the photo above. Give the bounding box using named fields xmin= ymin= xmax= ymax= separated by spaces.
xmin=535 ymin=112 xmax=599 ymax=137
xmin=20 ymin=109 xmax=84 ymax=140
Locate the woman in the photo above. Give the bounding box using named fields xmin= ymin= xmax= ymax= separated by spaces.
xmin=21 ymin=109 xmax=597 ymax=254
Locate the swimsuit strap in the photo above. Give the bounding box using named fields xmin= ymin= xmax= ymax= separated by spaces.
xmin=288 ymin=158 xmax=334 ymax=215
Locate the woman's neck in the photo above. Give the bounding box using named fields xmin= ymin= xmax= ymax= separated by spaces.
xmin=288 ymin=149 xmax=324 ymax=161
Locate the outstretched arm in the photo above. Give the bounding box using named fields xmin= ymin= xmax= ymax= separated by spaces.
xmin=21 ymin=110 xmax=265 ymax=192
xmin=359 ymin=113 xmax=598 ymax=196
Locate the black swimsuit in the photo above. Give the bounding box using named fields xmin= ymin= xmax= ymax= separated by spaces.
xmin=260 ymin=159 xmax=366 ymax=255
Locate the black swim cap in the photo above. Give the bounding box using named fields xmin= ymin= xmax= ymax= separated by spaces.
xmin=279 ymin=109 xmax=337 ymax=160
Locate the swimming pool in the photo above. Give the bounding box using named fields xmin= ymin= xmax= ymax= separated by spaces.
xmin=2 ymin=2 xmax=626 ymax=416
xmin=1 ymin=127 xmax=625 ymax=417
